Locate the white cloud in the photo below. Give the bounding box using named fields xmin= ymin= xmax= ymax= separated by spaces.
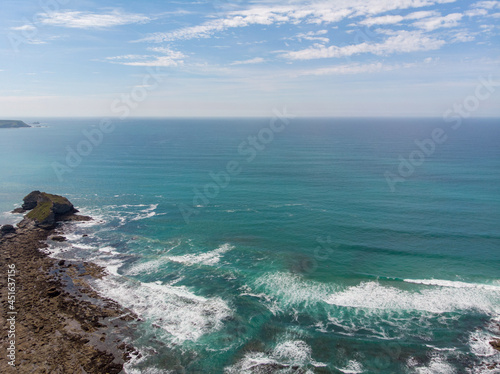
xmin=39 ymin=10 xmax=150 ymax=29
xmin=293 ymin=30 xmax=330 ymax=43
xmin=360 ymin=15 xmax=405 ymax=27
xmin=294 ymin=58 xmax=440 ymax=77
xmin=412 ymin=13 xmax=463 ymax=31
xmin=452 ymin=31 xmax=475 ymax=42
xmin=473 ymin=1 xmax=500 ymax=9
xmin=106 ymin=48 xmax=186 ymax=67
xmin=283 ymin=31 xmax=445 ymax=60
xmin=359 ymin=11 xmax=439 ymax=26
xmin=296 ymin=62 xmax=397 ymax=76
xmin=138 ymin=0 xmax=458 ymax=42
xmin=405 ymin=10 xmax=442 ymax=20
xmin=10 ymin=24 xmax=37 ymax=31
xmin=230 ymin=57 xmax=265 ymax=65
xmin=465 ymin=8 xmax=489 ymax=16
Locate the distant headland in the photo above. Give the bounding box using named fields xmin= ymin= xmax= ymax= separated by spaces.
xmin=0 ymin=120 xmax=31 ymax=128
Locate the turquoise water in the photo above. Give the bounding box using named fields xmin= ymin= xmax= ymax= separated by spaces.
xmin=1 ymin=118 xmax=499 ymax=373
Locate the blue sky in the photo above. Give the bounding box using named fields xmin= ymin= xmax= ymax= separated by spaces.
xmin=1 ymin=0 xmax=499 ymax=117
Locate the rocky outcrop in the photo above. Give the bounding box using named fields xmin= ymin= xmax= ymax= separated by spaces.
xmin=491 ymin=338 xmax=500 ymax=351
xmin=22 ymin=190 xmax=43 ymax=210
xmin=0 ymin=192 xmax=138 ymax=373
xmin=14 ymin=191 xmax=91 ymax=229
xmin=0 ymin=224 xmax=16 ymax=237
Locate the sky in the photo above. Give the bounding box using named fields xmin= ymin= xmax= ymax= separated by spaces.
xmin=0 ymin=0 xmax=499 ymax=117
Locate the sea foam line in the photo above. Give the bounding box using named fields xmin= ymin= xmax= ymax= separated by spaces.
xmin=324 ymin=281 xmax=500 ymax=314
xmin=404 ymin=278 xmax=500 ymax=291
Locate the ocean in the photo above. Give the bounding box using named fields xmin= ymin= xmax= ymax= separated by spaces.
xmin=1 ymin=117 xmax=499 ymax=373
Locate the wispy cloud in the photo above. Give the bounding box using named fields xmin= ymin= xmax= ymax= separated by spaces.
xmin=412 ymin=13 xmax=463 ymax=31
xmin=292 ymin=30 xmax=330 ymax=44
xmin=360 ymin=11 xmax=439 ymax=26
xmin=10 ymin=24 xmax=37 ymax=31
xmin=39 ymin=10 xmax=150 ymax=29
xmin=472 ymin=1 xmax=500 ymax=9
xmin=295 ymin=62 xmax=416 ymax=77
xmin=137 ymin=0 xmax=459 ymax=43
xmin=282 ymin=31 xmax=445 ymax=60
xmin=106 ymin=48 xmax=186 ymax=67
xmin=230 ymin=57 xmax=265 ymax=65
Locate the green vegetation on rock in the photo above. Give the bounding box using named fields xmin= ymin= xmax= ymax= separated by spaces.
xmin=0 ymin=120 xmax=30 ymax=128
xmin=41 ymin=193 xmax=70 ymax=205
xmin=26 ymin=201 xmax=53 ymax=223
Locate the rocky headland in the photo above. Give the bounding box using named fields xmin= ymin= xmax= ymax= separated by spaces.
xmin=0 ymin=120 xmax=30 ymax=129
xmin=0 ymin=192 xmax=138 ymax=373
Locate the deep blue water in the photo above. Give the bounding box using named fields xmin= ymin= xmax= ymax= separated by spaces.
xmin=1 ymin=118 xmax=499 ymax=373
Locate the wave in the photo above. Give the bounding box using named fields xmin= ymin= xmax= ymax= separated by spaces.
xmin=224 ymin=340 xmax=325 ymax=374
xmin=333 ymin=281 xmax=500 ymax=314
xmin=93 ymin=277 xmax=232 ymax=344
xmin=407 ymin=355 xmax=456 ymax=374
xmin=336 ymin=360 xmax=364 ymax=374
xmin=125 ymin=243 xmax=234 ymax=276
xmin=166 ymin=243 xmax=233 ymax=267
xmin=130 ymin=204 xmax=158 ymax=221
xmin=252 ymin=273 xmax=500 ymax=315
xmin=404 ymin=278 xmax=500 ymax=291
xmin=324 ymin=281 xmax=500 ymax=314
xmin=251 ymin=272 xmax=337 ymax=312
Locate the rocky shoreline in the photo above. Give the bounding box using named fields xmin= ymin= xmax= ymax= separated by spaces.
xmin=0 ymin=192 xmax=138 ymax=373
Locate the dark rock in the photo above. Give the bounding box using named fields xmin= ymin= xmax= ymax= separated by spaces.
xmin=22 ymin=191 xmax=86 ymax=229
xmin=1 ymin=224 xmax=16 ymax=235
xmin=51 ymin=235 xmax=67 ymax=242
xmin=22 ymin=190 xmax=42 ymax=210
xmin=47 ymin=287 xmax=61 ymax=297
xmin=491 ymin=339 xmax=500 ymax=351
xmin=11 ymin=207 xmax=25 ymax=214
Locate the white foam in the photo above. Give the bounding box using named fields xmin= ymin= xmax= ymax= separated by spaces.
xmin=468 ymin=330 xmax=500 ymax=357
xmin=130 ymin=204 xmax=159 ymax=221
xmin=72 ymin=243 xmax=96 ymax=250
xmin=98 ymin=246 xmax=120 ymax=255
xmin=166 ymin=243 xmax=233 ymax=267
xmin=337 ymin=360 xmax=364 ymax=374
xmin=225 ymin=340 xmax=325 ymax=373
xmin=409 ymin=355 xmax=456 ymax=374
xmin=324 ymin=281 xmax=500 ymax=314
xmin=405 ymin=279 xmax=500 ymax=291
xmin=252 ymin=272 xmax=336 ymax=312
xmin=125 ymin=257 xmax=166 ymax=276
xmin=93 ymin=277 xmax=232 ymax=343
xmin=93 ymin=258 xmax=125 ymax=276
xmin=125 ymin=243 xmax=233 ymax=276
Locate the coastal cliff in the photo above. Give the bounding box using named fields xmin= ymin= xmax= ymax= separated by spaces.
xmin=0 ymin=192 xmax=138 ymax=373
xmin=0 ymin=120 xmax=30 ymax=128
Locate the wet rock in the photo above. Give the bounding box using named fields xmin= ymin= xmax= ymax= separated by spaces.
xmin=491 ymin=339 xmax=500 ymax=351
xmin=47 ymin=287 xmax=61 ymax=297
xmin=1 ymin=224 xmax=16 ymax=235
xmin=51 ymin=235 xmax=67 ymax=242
